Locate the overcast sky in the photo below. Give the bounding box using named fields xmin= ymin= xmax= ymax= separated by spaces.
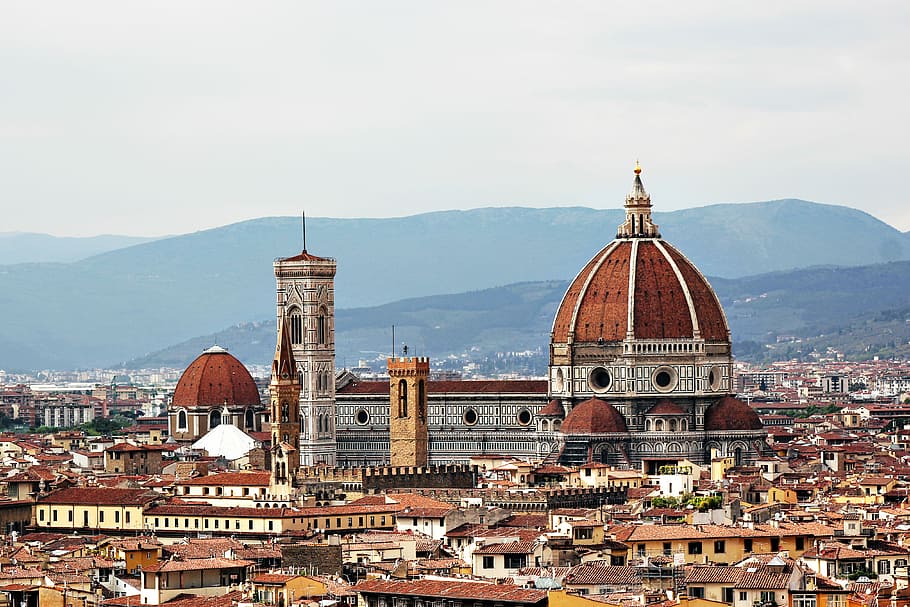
xmin=2 ymin=2 xmax=908 ymax=236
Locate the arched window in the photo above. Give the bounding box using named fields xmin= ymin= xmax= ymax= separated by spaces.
xmin=177 ymin=410 xmax=188 ymax=431
xmin=245 ymin=409 xmax=254 ymax=429
xmin=317 ymin=306 xmax=328 ymax=345
xmin=398 ymin=379 xmax=408 ymax=418
xmin=417 ymin=380 xmax=426 ymax=420
xmin=669 ymin=419 xmax=677 ymax=432
xmin=289 ymin=307 xmax=303 ymax=345
xmin=209 ymin=409 xmax=221 ymax=428
xmin=655 ymin=419 xmax=664 ymax=432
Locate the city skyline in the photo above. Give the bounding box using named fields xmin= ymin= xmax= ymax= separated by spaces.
xmin=2 ymin=2 xmax=909 ymax=236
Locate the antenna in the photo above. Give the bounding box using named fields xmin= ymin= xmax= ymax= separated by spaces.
xmin=301 ymin=211 xmax=307 ymax=252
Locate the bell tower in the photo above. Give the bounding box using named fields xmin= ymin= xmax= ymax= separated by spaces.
xmin=274 ymin=245 xmax=338 ymax=466
xmin=269 ymin=318 xmax=300 ymax=495
xmin=388 ymin=356 xmax=429 ymax=467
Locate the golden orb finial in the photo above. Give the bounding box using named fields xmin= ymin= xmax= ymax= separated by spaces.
xmin=634 ymin=160 xmax=641 ymax=175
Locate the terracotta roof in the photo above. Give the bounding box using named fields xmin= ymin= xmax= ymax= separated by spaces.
xmin=538 ymin=399 xmax=565 ymax=418
xmin=552 ymin=239 xmax=728 ymax=343
xmin=280 ymin=250 xmax=332 ymax=262
xmin=704 ymin=396 xmax=764 ymax=431
xmin=354 ymin=579 xmax=547 ymax=603
xmin=172 ymin=347 xmax=261 ymax=407
xmin=143 ymin=556 xmax=253 ymax=573
xmin=37 ymin=487 xmax=158 ymax=506
xmin=176 ymin=471 xmax=271 ymax=486
xmin=560 ymin=398 xmax=628 ymax=434
xmin=474 ymin=540 xmax=537 ymax=554
xmin=565 ymin=564 xmax=641 ymax=587
xmin=646 ymin=400 xmax=687 ymax=416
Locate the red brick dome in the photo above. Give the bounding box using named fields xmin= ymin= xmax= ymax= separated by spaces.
xmin=646 ymin=400 xmax=687 ymax=416
xmin=704 ymin=396 xmax=763 ymax=431
xmin=560 ymin=397 xmax=628 ymax=434
xmin=172 ymin=346 xmax=261 ymax=407
xmin=538 ymin=399 xmax=565 ymax=418
xmin=552 ymin=239 xmax=728 ymax=344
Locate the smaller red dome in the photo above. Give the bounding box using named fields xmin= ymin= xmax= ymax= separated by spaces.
xmin=561 ymin=398 xmax=628 ymax=434
xmin=538 ymin=399 xmax=565 ymax=418
xmin=646 ymin=400 xmax=687 ymax=416
xmin=172 ymin=346 xmax=261 ymax=408
xmin=704 ymin=396 xmax=763 ymax=431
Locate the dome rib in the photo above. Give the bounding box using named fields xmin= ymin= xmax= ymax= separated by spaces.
xmin=662 ymin=244 xmax=729 ymax=341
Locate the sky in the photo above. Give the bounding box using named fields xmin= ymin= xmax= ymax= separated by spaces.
xmin=1 ymin=1 xmax=909 ymax=236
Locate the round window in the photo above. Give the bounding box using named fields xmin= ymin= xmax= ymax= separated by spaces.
xmin=355 ymin=409 xmax=369 ymax=425
xmin=708 ymin=366 xmax=722 ymax=391
xmin=517 ymin=409 xmax=532 ymax=426
xmin=652 ymin=366 xmax=678 ymax=393
xmin=463 ymin=408 xmax=478 ymax=425
xmin=588 ymin=367 xmax=612 ymax=392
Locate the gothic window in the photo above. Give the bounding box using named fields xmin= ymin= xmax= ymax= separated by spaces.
xmin=209 ymin=409 xmax=221 ymax=428
xmin=289 ymin=307 xmax=303 ymax=345
xmin=177 ymin=410 xmax=187 ymax=431
xmin=417 ymin=380 xmax=426 ymax=420
xmin=398 ymin=380 xmax=408 ymax=418
xmin=317 ymin=307 xmax=328 ymax=345
xmin=281 ymin=401 xmax=289 ymax=422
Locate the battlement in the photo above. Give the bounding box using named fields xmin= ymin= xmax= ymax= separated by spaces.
xmin=387 ymin=357 xmax=430 ymax=374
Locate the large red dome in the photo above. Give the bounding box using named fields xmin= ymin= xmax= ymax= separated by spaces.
xmin=552 ymin=239 xmax=728 ymax=344
xmin=172 ymin=346 xmax=261 ymax=407
xmin=560 ymin=397 xmax=628 ymax=434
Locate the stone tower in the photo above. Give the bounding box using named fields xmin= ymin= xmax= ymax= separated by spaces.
xmin=273 ymin=249 xmax=337 ymax=466
xmin=388 ymin=356 xmax=429 ymax=467
xmin=269 ymin=318 xmax=300 ymax=495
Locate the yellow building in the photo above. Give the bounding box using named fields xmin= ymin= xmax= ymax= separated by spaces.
xmin=34 ymin=487 xmax=159 ymax=532
xmin=142 ymin=502 xmax=399 ymax=537
xmin=615 ymin=521 xmax=834 ymax=565
xmin=99 ymin=536 xmax=163 ymax=575
xmin=252 ymin=573 xmax=327 ymax=605
xmin=767 ymin=486 xmax=799 ymax=505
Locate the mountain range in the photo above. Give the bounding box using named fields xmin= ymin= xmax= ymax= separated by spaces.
xmin=127 ymin=260 xmax=910 ymax=371
xmin=1 ymin=199 xmax=908 ymax=370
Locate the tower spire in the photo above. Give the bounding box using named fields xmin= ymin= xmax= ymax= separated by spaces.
xmin=273 ymin=317 xmax=297 ymax=379
xmin=301 ymin=211 xmax=307 ymax=253
xmin=617 ymin=161 xmax=660 ymax=238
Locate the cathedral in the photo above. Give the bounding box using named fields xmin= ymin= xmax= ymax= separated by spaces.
xmin=167 ymin=164 xmax=765 ymax=472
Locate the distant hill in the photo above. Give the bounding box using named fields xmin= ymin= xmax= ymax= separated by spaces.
xmin=128 ymin=259 xmax=910 ymax=370
xmin=2 ymin=200 xmax=909 ymax=370
xmin=0 ymin=232 xmax=159 ymax=264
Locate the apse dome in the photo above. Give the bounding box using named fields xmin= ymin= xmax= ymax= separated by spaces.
xmin=560 ymin=397 xmax=628 ymax=434
xmin=704 ymin=396 xmax=763 ymax=431
xmin=172 ymin=346 xmax=261 ymax=407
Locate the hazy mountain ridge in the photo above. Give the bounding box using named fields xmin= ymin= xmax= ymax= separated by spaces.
xmin=128 ymin=260 xmax=910 ymax=370
xmin=2 ymin=199 xmax=909 ymax=370
xmin=0 ymin=232 xmax=160 ymax=264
